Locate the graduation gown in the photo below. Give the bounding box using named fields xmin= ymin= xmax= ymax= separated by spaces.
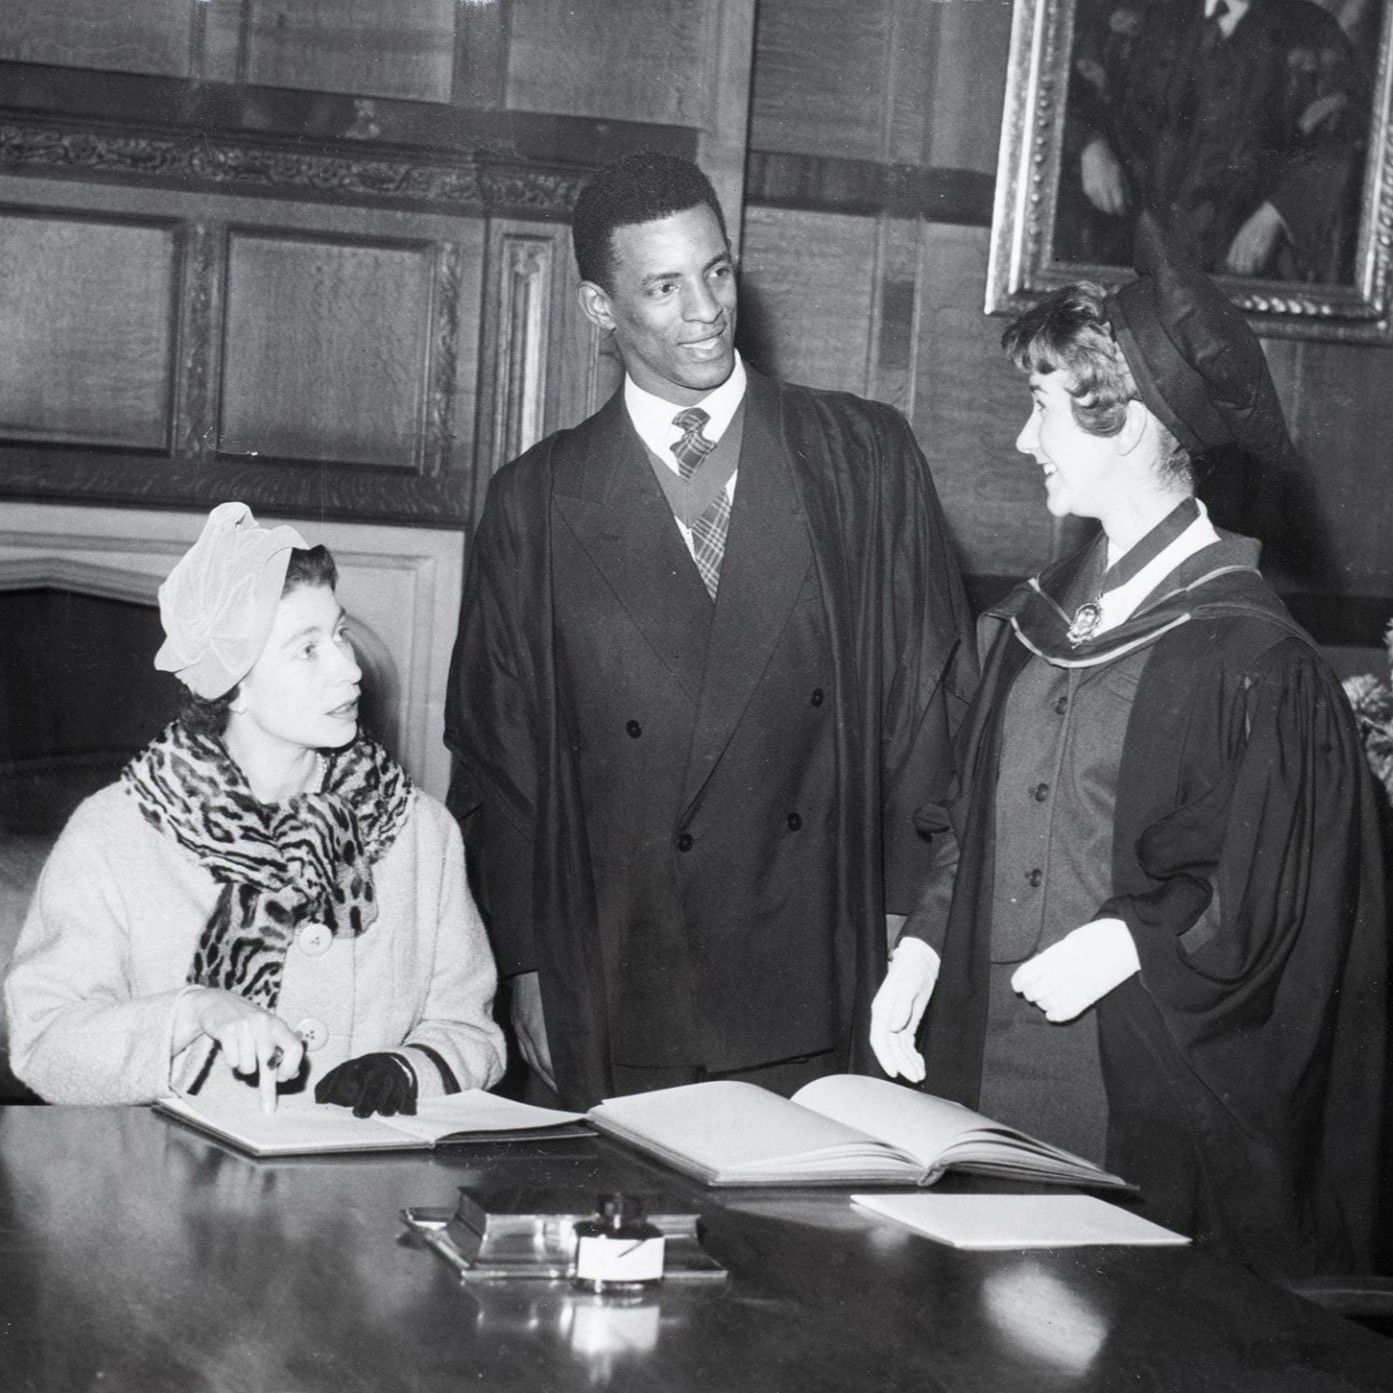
xmin=914 ymin=531 xmax=1386 ymax=1277
xmin=445 ymin=370 xmax=974 ymax=1108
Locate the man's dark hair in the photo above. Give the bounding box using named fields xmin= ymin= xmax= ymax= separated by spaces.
xmin=178 ymin=544 xmax=339 ymax=737
xmin=572 ymin=152 xmax=728 ymax=290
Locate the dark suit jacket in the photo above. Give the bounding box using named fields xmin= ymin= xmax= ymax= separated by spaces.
xmin=445 ymin=370 xmax=974 ymax=1106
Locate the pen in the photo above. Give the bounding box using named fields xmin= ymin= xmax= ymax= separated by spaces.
xmin=261 ymin=1045 xmax=284 ymax=1116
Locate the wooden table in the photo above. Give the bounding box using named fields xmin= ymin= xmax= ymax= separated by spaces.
xmin=1 ymin=1105 xmax=1390 ymax=1392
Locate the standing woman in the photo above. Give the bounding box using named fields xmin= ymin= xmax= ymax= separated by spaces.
xmin=870 ymin=217 xmax=1385 ymax=1278
xmin=5 ymin=503 xmax=505 ymax=1114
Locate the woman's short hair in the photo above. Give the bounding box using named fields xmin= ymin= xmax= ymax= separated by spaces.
xmin=1002 ymin=281 xmax=1192 ymax=486
xmin=177 ymin=544 xmax=338 ymax=738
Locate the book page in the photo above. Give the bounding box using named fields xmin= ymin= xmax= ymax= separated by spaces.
xmin=792 ymin=1075 xmax=1007 ymax=1169
xmin=156 ymin=1094 xmax=426 ymax=1155
xmin=159 ymin=1089 xmax=585 ymax=1155
xmin=389 ymin=1091 xmax=585 ymax=1142
xmin=851 ymin=1193 xmax=1190 ymax=1249
xmin=588 ymin=1080 xmax=922 ymax=1182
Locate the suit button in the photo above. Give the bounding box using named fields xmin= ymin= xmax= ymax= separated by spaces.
xmin=787 ymin=812 xmax=802 ymax=831
xmin=1031 ymin=783 xmax=1050 ymax=802
xmin=626 ymin=720 xmax=642 ymax=738
xmin=810 ymin=688 xmax=825 ymax=707
xmin=1025 ymin=868 xmax=1043 ymax=888
xmin=295 ymin=1017 xmax=330 ymax=1051
xmin=676 ymin=832 xmax=694 ymax=852
xmin=1054 ymin=695 xmax=1069 ymax=715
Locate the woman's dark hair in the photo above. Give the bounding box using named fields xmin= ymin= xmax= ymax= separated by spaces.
xmin=1002 ymin=281 xmax=1191 ymax=486
xmin=177 ymin=544 xmax=338 ymax=738
xmin=571 ymin=152 xmax=728 ymax=290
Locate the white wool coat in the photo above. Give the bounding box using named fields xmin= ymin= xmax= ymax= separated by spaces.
xmin=3 ymin=782 xmax=506 ymax=1106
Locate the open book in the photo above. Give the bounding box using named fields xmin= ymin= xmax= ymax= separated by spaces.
xmin=586 ymin=1075 xmax=1131 ymax=1190
xmin=155 ymin=1089 xmax=588 ymax=1158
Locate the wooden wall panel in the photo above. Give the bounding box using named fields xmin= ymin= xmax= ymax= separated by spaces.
xmin=220 ymin=233 xmax=436 ymax=469
xmin=0 ymin=211 xmax=175 ymax=449
xmin=0 ymin=0 xmax=192 ymax=78
xmin=239 ymin=0 xmax=456 ymax=101
xmin=910 ymin=223 xmax=1062 ymax=579
xmin=749 ymin=0 xmax=895 ymax=161
xmin=739 ymin=207 xmax=879 ymax=395
xmin=1288 ymin=339 xmax=1393 ymax=597
xmin=506 ymin=0 xmax=710 ymax=127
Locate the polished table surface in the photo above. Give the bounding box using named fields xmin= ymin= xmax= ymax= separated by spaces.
xmin=1 ymin=1105 xmax=1391 ymax=1392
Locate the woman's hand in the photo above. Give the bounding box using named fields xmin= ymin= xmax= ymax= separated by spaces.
xmin=174 ymin=987 xmax=304 ymax=1107
xmin=1010 ymin=918 xmax=1140 ymax=1022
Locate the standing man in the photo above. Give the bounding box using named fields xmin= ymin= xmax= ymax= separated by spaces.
xmin=446 ymin=152 xmax=973 ymax=1108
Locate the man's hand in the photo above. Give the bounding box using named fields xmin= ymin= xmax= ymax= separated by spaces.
xmin=1081 ymin=137 xmax=1129 ymax=216
xmin=1010 ymin=918 xmax=1140 ymax=1023
xmin=1223 ymin=202 xmax=1283 ymax=276
xmin=510 ymin=971 xmax=556 ymax=1094
xmin=869 ymin=938 xmax=940 ymax=1083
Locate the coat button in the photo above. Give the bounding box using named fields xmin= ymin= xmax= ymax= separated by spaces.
xmin=1025 ymin=868 xmax=1043 ymax=888
xmin=786 ymin=812 xmax=802 ymax=831
xmin=810 ymin=688 xmax=825 ymax=707
xmin=295 ymin=1017 xmax=330 ymax=1051
xmin=1054 ymin=695 xmax=1069 ymax=715
xmin=296 ymin=923 xmax=332 ymax=957
xmin=676 ymin=832 xmax=694 ymax=852
xmin=625 ymin=719 xmax=642 ymax=738
xmin=1031 ymin=783 xmax=1050 ymax=802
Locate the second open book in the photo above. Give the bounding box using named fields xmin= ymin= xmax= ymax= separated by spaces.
xmin=586 ymin=1074 xmax=1130 ymax=1190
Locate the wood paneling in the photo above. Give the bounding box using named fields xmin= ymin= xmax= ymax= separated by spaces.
xmin=739 ymin=207 xmax=880 ymax=394
xmin=221 ymin=233 xmax=436 ymax=469
xmin=239 ymin=0 xmax=456 ymax=101
xmin=0 ymin=0 xmax=193 ymax=78
xmin=750 ymin=0 xmax=895 ymax=161
xmin=0 ymin=211 xmax=175 ymax=450
xmin=911 ymin=223 xmax=1060 ymax=578
xmin=506 ymin=1 xmax=710 ymax=127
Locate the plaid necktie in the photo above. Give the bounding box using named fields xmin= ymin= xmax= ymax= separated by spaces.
xmin=672 ymin=407 xmax=729 ymax=598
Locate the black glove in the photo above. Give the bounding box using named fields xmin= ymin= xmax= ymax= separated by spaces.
xmin=314 ymin=1052 xmax=418 ymax=1118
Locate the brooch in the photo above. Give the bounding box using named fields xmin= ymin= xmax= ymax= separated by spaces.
xmin=1066 ymin=600 xmax=1103 ymax=647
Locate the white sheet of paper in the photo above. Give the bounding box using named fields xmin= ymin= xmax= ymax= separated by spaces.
xmin=850 ymin=1192 xmax=1190 ymax=1249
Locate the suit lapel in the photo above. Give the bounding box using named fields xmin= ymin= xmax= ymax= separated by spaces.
xmin=552 ymin=395 xmax=712 ymax=704
xmin=680 ymin=377 xmax=813 ymax=811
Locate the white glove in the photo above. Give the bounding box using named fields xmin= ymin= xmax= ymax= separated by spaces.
xmin=869 ymin=937 xmax=941 ymax=1082
xmin=1010 ymin=918 xmax=1140 ymax=1023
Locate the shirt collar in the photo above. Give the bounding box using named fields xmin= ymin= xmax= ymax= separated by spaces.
xmin=624 ymin=352 xmax=748 ymax=461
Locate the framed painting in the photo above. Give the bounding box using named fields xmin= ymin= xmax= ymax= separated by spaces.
xmin=986 ymin=0 xmax=1393 ymax=341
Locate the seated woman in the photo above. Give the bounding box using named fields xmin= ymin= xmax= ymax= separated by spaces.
xmin=4 ymin=502 xmax=505 ymax=1115
xmin=870 ymin=215 xmax=1385 ymax=1278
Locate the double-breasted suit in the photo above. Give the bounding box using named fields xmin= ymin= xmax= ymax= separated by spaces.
xmin=446 ymin=369 xmax=972 ymax=1107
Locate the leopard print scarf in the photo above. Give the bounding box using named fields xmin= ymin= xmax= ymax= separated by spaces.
xmin=121 ymin=720 xmax=413 ymax=1012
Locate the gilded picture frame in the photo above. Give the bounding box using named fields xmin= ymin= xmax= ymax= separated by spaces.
xmin=985 ymin=0 xmax=1393 ymax=342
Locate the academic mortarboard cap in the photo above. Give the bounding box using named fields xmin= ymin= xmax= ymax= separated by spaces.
xmin=1105 ymin=212 xmax=1298 ymax=468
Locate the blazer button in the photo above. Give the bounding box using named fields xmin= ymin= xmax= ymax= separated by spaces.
xmin=810 ymin=688 xmax=825 ymax=707
xmin=626 ymin=719 xmax=642 ymax=738
xmin=1025 ymin=868 xmax=1043 ymax=888
xmin=295 ymin=1017 xmax=330 ymax=1051
xmin=786 ymin=813 xmax=802 ymax=831
xmin=676 ymin=832 xmax=694 ymax=853
xmin=1054 ymin=695 xmax=1069 ymax=715
xmin=1031 ymin=783 xmax=1050 ymax=802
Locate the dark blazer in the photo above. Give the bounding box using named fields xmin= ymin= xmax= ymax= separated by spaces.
xmin=446 ymin=369 xmax=974 ymax=1106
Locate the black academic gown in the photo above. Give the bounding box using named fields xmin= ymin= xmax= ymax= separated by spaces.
xmin=445 ymin=370 xmax=974 ymax=1108
xmin=916 ymin=532 xmax=1386 ymax=1278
